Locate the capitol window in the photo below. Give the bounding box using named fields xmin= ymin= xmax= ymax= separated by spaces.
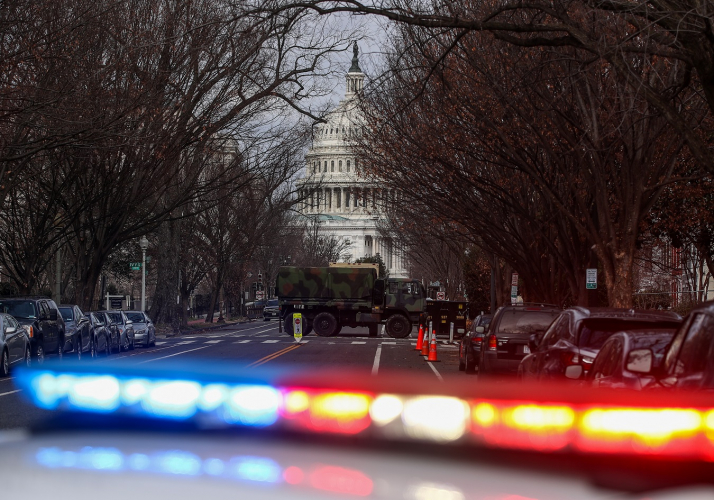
xmin=324 ymin=161 xmax=327 ymax=172
xmin=331 ymin=160 xmax=334 ymax=172
xmin=346 ymin=160 xmax=350 ymax=172
xmin=339 ymin=160 xmax=342 ymax=172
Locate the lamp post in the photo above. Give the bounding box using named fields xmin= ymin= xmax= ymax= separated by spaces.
xmin=139 ymin=235 xmax=149 ymax=311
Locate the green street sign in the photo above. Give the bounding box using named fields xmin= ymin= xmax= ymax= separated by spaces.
xmin=586 ymin=283 xmax=597 ymax=289
xmin=130 ymin=262 xmax=141 ymax=271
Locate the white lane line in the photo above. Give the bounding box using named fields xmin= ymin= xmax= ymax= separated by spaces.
xmin=422 ymin=356 xmax=444 ymax=381
xmin=155 ymin=342 xmax=166 ymax=346
xmin=371 ymin=345 xmax=382 ymax=376
xmin=381 ymin=342 xmax=396 ymax=345
xmin=262 ymin=340 xmax=279 ymax=344
xmin=177 ymin=340 xmax=196 ymax=345
xmin=206 ymin=340 xmax=223 ymax=344
xmin=234 ymin=340 xmax=251 ymax=344
xmin=138 ymin=346 xmax=210 ymax=364
xmin=352 ymin=341 xmax=366 ymax=345
xmin=0 ymin=389 xmax=20 ymax=397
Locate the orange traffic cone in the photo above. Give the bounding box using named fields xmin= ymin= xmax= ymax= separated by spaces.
xmin=415 ymin=324 xmax=425 ymax=351
xmin=421 ymin=330 xmax=431 ymax=356
xmin=427 ymin=331 xmax=439 ymax=362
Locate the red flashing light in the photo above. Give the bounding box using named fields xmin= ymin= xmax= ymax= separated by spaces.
xmin=283 ymin=466 xmax=304 ymax=485
xmin=282 ymin=389 xmax=373 ymax=435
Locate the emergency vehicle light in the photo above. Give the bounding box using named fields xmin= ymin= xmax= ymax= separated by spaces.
xmin=15 ymin=362 xmax=714 ymax=461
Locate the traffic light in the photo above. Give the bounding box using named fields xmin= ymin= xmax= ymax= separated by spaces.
xmin=258 ymin=271 xmax=263 ymax=291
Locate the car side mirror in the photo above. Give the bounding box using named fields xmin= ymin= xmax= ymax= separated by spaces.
xmin=626 ymin=348 xmax=653 ymax=374
xmin=49 ymin=309 xmax=58 ymax=321
xmin=5 ymin=326 xmax=16 ymax=334
xmin=126 ymin=320 xmax=133 ymax=325
xmin=529 ymin=333 xmax=540 ymax=351
xmin=564 ymin=365 xmax=583 ymax=379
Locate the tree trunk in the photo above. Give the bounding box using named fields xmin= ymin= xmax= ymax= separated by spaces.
xmin=149 ymin=219 xmax=181 ymax=324
xmin=602 ymin=251 xmax=635 ymax=308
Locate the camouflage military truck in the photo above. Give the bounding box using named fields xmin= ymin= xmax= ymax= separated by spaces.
xmin=276 ymin=266 xmax=426 ymax=338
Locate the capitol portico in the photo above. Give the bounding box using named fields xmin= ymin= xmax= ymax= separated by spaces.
xmin=296 ymin=43 xmax=407 ymax=277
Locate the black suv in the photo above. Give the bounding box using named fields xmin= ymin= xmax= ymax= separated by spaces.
xmin=478 ymin=303 xmax=561 ymax=376
xmin=0 ymin=297 xmax=65 ymax=362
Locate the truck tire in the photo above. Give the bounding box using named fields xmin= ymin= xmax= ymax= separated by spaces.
xmin=283 ymin=314 xmax=311 ymax=337
xmin=368 ymin=324 xmax=378 ymax=337
xmin=331 ymin=325 xmax=342 ymax=337
xmin=313 ymin=312 xmax=338 ymax=337
xmin=386 ymin=314 xmax=411 ymax=338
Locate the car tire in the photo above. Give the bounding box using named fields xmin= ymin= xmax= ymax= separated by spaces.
xmin=386 ymin=314 xmax=411 ymax=339
xmin=0 ymin=349 xmax=8 ymax=377
xmin=458 ymin=345 xmax=465 ymax=371
xmin=150 ymin=334 xmax=156 ymax=347
xmin=90 ymin=336 xmax=96 ymax=358
xmin=57 ymin=339 xmax=64 ymax=361
xmin=129 ymin=335 xmax=135 ymax=350
xmin=121 ymin=335 xmax=129 ymax=352
xmin=24 ymin=347 xmax=31 ymax=367
xmin=313 ymin=312 xmax=338 ymax=337
xmin=105 ymin=335 xmax=112 ymax=356
xmin=35 ymin=344 xmax=45 ymax=364
xmin=75 ymin=337 xmax=82 ymax=361
xmin=465 ymin=355 xmax=476 ymax=374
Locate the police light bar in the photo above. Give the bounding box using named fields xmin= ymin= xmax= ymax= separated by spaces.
xmin=15 ymin=361 xmax=714 ymax=462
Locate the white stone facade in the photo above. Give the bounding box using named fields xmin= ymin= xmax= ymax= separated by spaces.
xmin=296 ymin=44 xmax=408 ymax=277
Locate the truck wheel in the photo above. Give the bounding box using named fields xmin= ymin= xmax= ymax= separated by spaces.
xmin=331 ymin=325 xmax=342 ymax=337
xmin=386 ymin=314 xmax=411 ymax=338
xmin=368 ymin=325 xmax=378 ymax=337
xmin=283 ymin=314 xmax=311 ymax=337
xmin=313 ymin=312 xmax=338 ymax=337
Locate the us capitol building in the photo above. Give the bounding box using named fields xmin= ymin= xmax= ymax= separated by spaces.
xmin=296 ymin=43 xmax=407 ymax=277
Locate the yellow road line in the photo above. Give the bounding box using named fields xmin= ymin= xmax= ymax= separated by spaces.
xmin=247 ymin=344 xmax=303 ymax=368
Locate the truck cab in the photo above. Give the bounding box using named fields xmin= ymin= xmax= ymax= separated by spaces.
xmin=376 ymin=278 xmax=427 ymax=338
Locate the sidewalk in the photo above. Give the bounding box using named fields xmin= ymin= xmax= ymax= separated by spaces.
xmin=155 ymin=316 xmax=250 ymax=339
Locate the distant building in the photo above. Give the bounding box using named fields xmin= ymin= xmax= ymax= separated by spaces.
xmin=295 ymin=43 xmax=407 ymax=277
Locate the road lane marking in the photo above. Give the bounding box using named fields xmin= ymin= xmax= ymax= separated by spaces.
xmin=352 ymin=341 xmax=366 ymax=345
xmin=206 ymin=340 xmax=223 ymax=344
xmin=155 ymin=342 xmax=166 ymax=345
xmin=381 ymin=342 xmax=396 ymax=345
xmin=234 ymin=340 xmax=251 ymax=344
xmin=246 ymin=344 xmax=303 ymax=368
xmin=371 ymin=345 xmax=382 ymax=376
xmin=177 ymin=341 xmax=196 ymax=345
xmin=262 ymin=340 xmax=279 ymax=343
xmin=107 ymin=344 xmax=184 ymax=361
xmin=138 ymin=346 xmax=210 ymax=363
xmin=0 ymin=389 xmax=21 ymax=397
xmin=422 ymin=356 xmax=444 ymax=381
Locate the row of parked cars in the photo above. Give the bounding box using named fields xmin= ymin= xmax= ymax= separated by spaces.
xmin=459 ymin=300 xmax=714 ymax=391
xmin=0 ymin=296 xmax=157 ymax=376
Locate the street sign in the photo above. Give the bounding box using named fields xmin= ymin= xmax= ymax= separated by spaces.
xmin=256 ymin=290 xmax=265 ymax=300
xmin=511 ymin=273 xmax=519 ymax=304
xmin=586 ymin=268 xmax=598 ymax=290
xmin=436 ymin=291 xmax=446 ymax=300
xmin=511 ymin=273 xmax=519 ymax=286
xmin=293 ymin=313 xmax=303 ymax=343
xmin=130 ymin=262 xmax=141 ymax=270
xmin=110 ymin=297 xmax=123 ymax=309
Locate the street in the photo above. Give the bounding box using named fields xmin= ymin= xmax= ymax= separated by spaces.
xmin=0 ymin=321 xmax=461 ymax=430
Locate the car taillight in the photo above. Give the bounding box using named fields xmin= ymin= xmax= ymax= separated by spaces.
xmin=472 ymin=335 xmax=483 ymax=343
xmin=561 ymin=351 xmax=579 ymax=366
xmin=488 ymin=335 xmax=497 ymax=350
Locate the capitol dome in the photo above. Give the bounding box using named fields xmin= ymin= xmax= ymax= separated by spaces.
xmin=296 ymin=43 xmax=407 ymax=277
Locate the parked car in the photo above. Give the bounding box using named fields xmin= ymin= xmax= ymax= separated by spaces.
xmin=102 ymin=310 xmax=135 ymax=351
xmin=458 ymin=313 xmax=492 ymax=373
xmin=0 ymin=313 xmax=31 ymax=376
xmin=587 ymin=329 xmax=676 ymax=390
xmin=263 ymin=299 xmax=279 ymax=321
xmin=628 ymin=301 xmax=714 ymax=390
xmin=0 ymin=297 xmax=65 ymax=362
xmin=59 ymin=305 xmax=93 ymax=361
xmin=88 ymin=312 xmax=112 ymax=357
xmin=478 ymin=303 xmax=561 ymax=376
xmin=124 ymin=311 xmax=155 ymax=347
xmin=518 ymin=307 xmax=682 ymax=381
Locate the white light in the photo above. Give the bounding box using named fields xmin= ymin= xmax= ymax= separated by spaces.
xmin=143 ymin=380 xmax=201 ymax=418
xmin=198 ymin=384 xmax=230 ymax=411
xmin=121 ymin=378 xmax=150 ymax=405
xmin=68 ymin=376 xmax=121 ymax=412
xmin=411 ymin=482 xmax=465 ymax=500
xmin=402 ymin=397 xmax=469 ymax=442
xmin=226 ymin=386 xmax=280 ymax=426
xmin=370 ymin=395 xmax=403 ymax=426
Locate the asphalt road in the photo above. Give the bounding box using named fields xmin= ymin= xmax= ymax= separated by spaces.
xmin=0 ymin=320 xmax=464 ymax=430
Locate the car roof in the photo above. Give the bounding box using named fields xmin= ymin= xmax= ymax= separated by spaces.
xmin=0 ymin=296 xmax=52 ymax=301
xmin=566 ymin=307 xmax=682 ymax=322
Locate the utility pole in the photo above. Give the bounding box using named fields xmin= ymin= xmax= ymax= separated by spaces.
xmin=140 ymin=235 xmax=149 ymax=311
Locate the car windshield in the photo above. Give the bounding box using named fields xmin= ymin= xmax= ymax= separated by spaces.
xmin=59 ymin=307 xmax=74 ymax=322
xmin=579 ymin=320 xmax=667 ymax=349
xmin=0 ymin=300 xmax=37 ymax=319
xmin=266 ymin=299 xmax=278 ymax=307
xmin=125 ymin=312 xmax=145 ymax=323
xmin=497 ymin=310 xmax=559 ymax=334
xmin=109 ymin=313 xmax=122 ymax=323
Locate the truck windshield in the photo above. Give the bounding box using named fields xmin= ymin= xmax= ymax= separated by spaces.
xmin=0 ymin=300 xmax=37 ymax=319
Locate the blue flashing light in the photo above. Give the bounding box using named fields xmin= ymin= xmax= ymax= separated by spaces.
xmin=232 ymin=457 xmax=282 ymax=483
xmin=198 ymin=384 xmax=230 ymax=411
xmin=36 ymin=447 xmax=124 ymax=471
xmin=128 ymin=453 xmax=151 ymax=471
xmin=226 ymin=386 xmax=281 ymax=426
xmin=142 ymin=380 xmax=201 ymax=419
xmin=122 ymin=379 xmax=151 ymax=405
xmin=69 ymin=376 xmax=121 ymax=412
xmin=203 ymin=458 xmax=226 ymax=476
xmin=156 ymin=451 xmax=202 ymax=476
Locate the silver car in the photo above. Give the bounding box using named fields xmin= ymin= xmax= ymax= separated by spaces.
xmin=124 ymin=311 xmax=156 ymax=347
xmin=0 ymin=313 xmax=31 ymax=376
